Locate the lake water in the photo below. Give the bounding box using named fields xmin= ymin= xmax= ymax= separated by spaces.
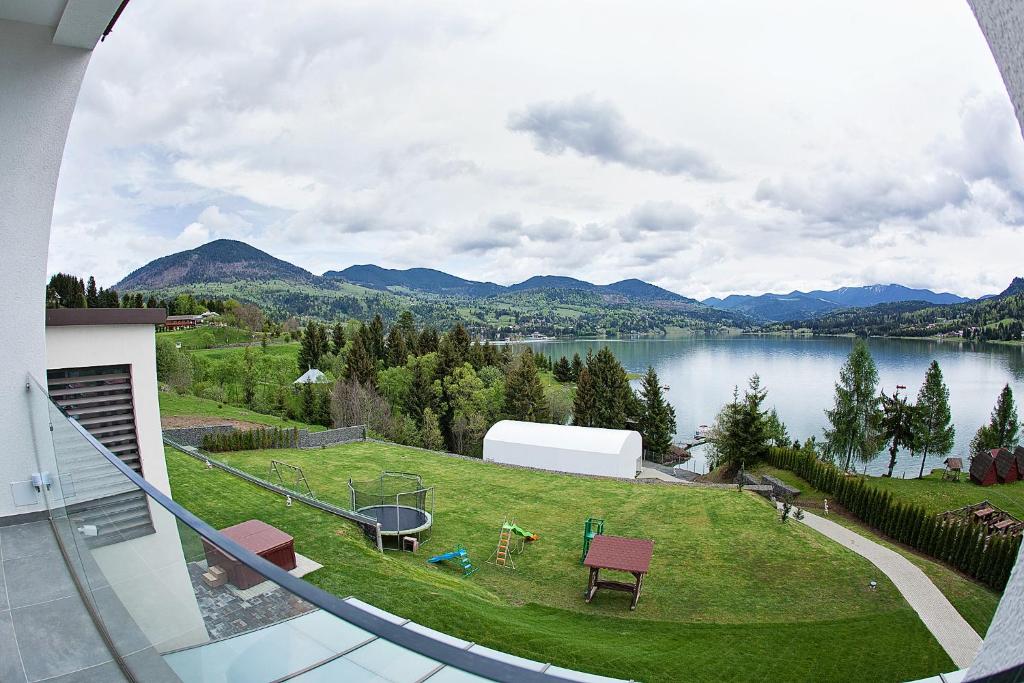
xmin=524 ymin=336 xmax=1024 ymax=478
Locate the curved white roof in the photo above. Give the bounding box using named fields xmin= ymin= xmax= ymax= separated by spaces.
xmin=484 ymin=420 xmax=639 ymax=455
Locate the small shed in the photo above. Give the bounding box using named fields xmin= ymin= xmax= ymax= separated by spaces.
xmin=483 ymin=420 xmax=642 ymax=479
xmin=970 ymin=450 xmax=998 ymax=487
xmin=943 ymin=457 xmax=963 ymax=481
xmin=994 ymin=448 xmax=1019 ymax=484
xmin=293 ymin=368 xmax=329 ymax=385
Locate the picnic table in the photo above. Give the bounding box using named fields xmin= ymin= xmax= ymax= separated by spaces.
xmin=583 ymin=534 xmax=654 ymax=610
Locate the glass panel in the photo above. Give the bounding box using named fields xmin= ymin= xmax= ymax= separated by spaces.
xmin=28 ymin=380 xmax=453 ymax=683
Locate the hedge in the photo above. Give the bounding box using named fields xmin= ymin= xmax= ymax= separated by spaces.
xmin=767 ymin=447 xmax=1021 ymax=591
xmin=201 ymin=427 xmax=300 ymax=453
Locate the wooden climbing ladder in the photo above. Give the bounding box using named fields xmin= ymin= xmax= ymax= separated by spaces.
xmin=487 ymin=520 xmax=516 ymax=570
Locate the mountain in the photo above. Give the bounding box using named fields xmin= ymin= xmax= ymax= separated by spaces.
xmin=604 ymin=279 xmax=695 ymax=302
xmin=323 ymin=265 xmax=503 ymax=297
xmin=702 ymin=284 xmax=970 ymax=322
xmin=115 ymin=239 xmax=315 ymax=290
xmin=509 ymin=275 xmax=599 ymax=293
xmin=999 ymin=277 xmax=1024 ymax=298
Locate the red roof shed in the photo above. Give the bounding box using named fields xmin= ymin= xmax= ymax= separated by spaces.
xmin=994 ymin=448 xmax=1019 ymax=483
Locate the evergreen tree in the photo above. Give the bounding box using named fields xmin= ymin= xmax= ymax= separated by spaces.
xmin=587 ymin=347 xmax=638 ymax=429
xmin=146 ymin=295 xmax=158 ymax=309
xmin=405 ymin=357 xmax=436 ymax=425
xmin=344 ymin=330 xmax=377 ymax=386
xmin=824 ymin=339 xmax=884 ymax=471
xmin=570 ymin=353 xmax=583 ymax=381
xmin=637 ymin=366 xmax=676 ymax=462
xmin=301 ymin=382 xmax=317 ymax=423
xmin=436 ymin=324 xmax=471 ymax=379
xmin=553 ymin=356 xmax=573 ymax=382
xmin=331 ymin=322 xmax=346 ymax=355
xmin=912 ymin=360 xmax=955 ymax=478
xmin=367 ymin=314 xmax=386 ymax=361
xmin=420 ymin=407 xmax=444 ymax=451
xmin=418 ymin=327 xmax=439 ymax=354
xmin=764 ymin=408 xmax=790 ymax=447
xmin=879 ymin=389 xmax=915 ymax=477
xmin=503 ymin=349 xmax=549 ymax=422
xmin=708 ymin=375 xmax=772 ymax=471
xmin=572 ymin=367 xmax=596 ymax=427
xmin=298 ymin=321 xmax=328 ymax=371
xmin=385 ymin=325 xmax=409 ymax=368
xmin=86 ymin=276 xmax=99 ymax=308
xmin=970 ymin=384 xmax=1019 ymax=453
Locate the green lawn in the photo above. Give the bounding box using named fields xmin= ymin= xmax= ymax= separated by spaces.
xmin=165 ymin=442 xmax=953 ymax=682
xmin=189 ymin=341 xmax=301 ymax=362
xmin=750 ymin=464 xmax=1001 ymax=635
xmin=159 ymin=391 xmax=324 ymax=431
xmin=867 ymin=469 xmax=1024 ymax=518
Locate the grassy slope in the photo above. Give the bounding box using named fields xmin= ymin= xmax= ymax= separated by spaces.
xmin=159 ymin=391 xmax=324 ymax=431
xmin=157 ymin=326 xmax=255 ymax=349
xmin=868 ymin=469 xmax=1024 ymax=518
xmin=750 ymin=463 xmax=1001 ymax=634
xmin=165 ymin=442 xmax=952 ymax=682
xmin=189 ymin=341 xmax=301 ymax=362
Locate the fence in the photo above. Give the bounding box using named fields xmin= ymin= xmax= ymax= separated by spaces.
xmin=164 ymin=424 xmax=366 ymax=450
xmin=767 ymin=447 xmax=1021 ymax=591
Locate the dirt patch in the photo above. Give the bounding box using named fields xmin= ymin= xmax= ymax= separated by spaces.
xmin=161 ymin=415 xmax=268 ymax=430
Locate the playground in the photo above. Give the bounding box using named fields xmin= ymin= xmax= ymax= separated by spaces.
xmin=164 ymin=440 xmax=956 ymax=683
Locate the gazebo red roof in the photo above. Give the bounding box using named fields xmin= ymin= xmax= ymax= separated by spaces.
xmin=583 ymin=535 xmax=654 ymax=574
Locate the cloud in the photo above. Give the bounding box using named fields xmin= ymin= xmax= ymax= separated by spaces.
xmin=507 ymin=95 xmax=721 ymax=179
xmin=616 ymin=201 xmax=700 ymax=239
xmin=451 ymin=214 xmax=523 ymax=254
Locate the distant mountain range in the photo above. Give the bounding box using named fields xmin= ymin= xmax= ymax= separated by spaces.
xmin=702 ymin=284 xmax=970 ymax=322
xmin=115 ymin=239 xmax=1003 ymax=336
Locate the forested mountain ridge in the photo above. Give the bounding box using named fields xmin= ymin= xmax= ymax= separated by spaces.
xmin=703 ymin=284 xmax=969 ymax=322
xmin=788 ymin=280 xmax=1024 ymax=341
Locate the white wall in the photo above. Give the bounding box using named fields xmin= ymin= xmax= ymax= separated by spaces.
xmin=0 ymin=19 xmax=93 ymax=518
xmin=484 ymin=428 xmax=642 ymax=479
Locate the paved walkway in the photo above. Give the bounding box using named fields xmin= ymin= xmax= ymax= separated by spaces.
xmin=785 ymin=504 xmax=983 ymax=668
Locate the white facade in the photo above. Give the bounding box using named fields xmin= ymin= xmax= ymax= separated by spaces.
xmin=483 ymin=420 xmax=642 ymax=479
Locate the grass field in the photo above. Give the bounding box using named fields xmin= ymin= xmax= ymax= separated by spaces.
xmin=868 ymin=469 xmax=1024 ymax=518
xmin=165 ymin=442 xmax=953 ymax=682
xmin=159 ymin=391 xmax=324 ymax=431
xmin=158 ymin=326 xmax=256 ymax=349
xmin=189 ymin=340 xmax=301 ymax=362
xmin=749 ymin=463 xmax=1001 ymax=634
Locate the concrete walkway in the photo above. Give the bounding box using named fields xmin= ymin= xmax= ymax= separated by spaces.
xmin=785 ymin=504 xmax=983 ymax=668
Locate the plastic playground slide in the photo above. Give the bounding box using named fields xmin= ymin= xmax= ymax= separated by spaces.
xmin=506 ymin=523 xmax=539 ymax=541
xmin=427 ymin=546 xmax=477 ymax=576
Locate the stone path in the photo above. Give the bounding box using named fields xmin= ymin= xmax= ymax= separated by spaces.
xmin=786 ymin=504 xmax=983 ymax=668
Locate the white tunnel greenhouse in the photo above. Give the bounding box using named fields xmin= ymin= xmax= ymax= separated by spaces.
xmin=483 ymin=420 xmax=643 ymax=479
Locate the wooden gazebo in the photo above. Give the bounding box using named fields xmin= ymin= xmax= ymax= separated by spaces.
xmin=583 ymin=534 xmax=654 ymax=610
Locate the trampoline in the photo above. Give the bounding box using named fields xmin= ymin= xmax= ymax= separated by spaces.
xmin=348 ymin=471 xmax=434 ymax=550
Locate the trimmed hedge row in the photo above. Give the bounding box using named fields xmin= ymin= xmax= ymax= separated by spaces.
xmin=767 ymin=447 xmax=1022 ymax=591
xmin=201 ymin=427 xmax=300 ymax=452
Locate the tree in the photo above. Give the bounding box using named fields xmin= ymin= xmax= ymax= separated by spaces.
xmin=503 ymin=349 xmax=549 ymax=422
xmin=572 ymin=367 xmax=596 ymax=427
xmin=552 ymin=356 xmax=573 ymax=382
xmin=344 ymin=330 xmax=377 ymax=386
xmin=86 ymin=276 xmax=99 ymax=308
xmin=587 ymin=347 xmax=638 ymax=429
xmin=971 ymin=384 xmax=1019 ymax=453
xmin=823 ymin=340 xmax=883 ymax=471
xmin=405 ymin=354 xmax=437 ymax=425
xmin=331 ymin=378 xmax=393 ymax=436
xmin=707 ymin=375 xmax=771 ymax=472
xmin=385 ymin=325 xmax=409 ymax=368
xmin=637 ymin=366 xmax=677 ymax=462
xmin=879 ymin=389 xmax=915 ymax=477
xmin=570 ymin=353 xmax=583 ymax=381
xmin=912 ymin=360 xmax=955 ymax=478
xmin=331 ymin=322 xmax=347 ymax=355
xmin=420 ymin=407 xmax=444 ymax=451
xmin=367 ymin=314 xmax=386 ymax=361
xmin=298 ymin=320 xmax=328 ymax=371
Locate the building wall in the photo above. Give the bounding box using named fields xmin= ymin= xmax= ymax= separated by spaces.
xmin=0 ymin=19 xmax=93 ymax=519
xmin=46 ymin=324 xmax=172 ymax=497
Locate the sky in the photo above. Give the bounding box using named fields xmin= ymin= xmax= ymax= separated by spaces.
xmin=48 ymin=0 xmax=1024 ymax=299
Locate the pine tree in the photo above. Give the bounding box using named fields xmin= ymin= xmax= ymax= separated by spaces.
xmin=405 ymin=358 xmax=435 ymax=425
xmin=970 ymin=384 xmax=1019 ymax=453
xmin=367 ymin=315 xmax=386 ymax=361
xmin=331 ymin=322 xmax=346 ymax=355
xmin=570 ymin=353 xmax=583 ymax=382
xmin=418 ymin=327 xmax=439 ymax=354
xmin=572 ymin=367 xmax=596 ymax=427
xmin=553 ymin=356 xmax=573 ymax=382
xmin=912 ymin=360 xmax=955 ymax=478
xmin=345 ymin=331 xmax=377 ymax=386
xmin=503 ymin=349 xmax=549 ymax=422
xmin=298 ymin=321 xmax=328 ymax=372
xmin=385 ymin=325 xmax=409 ymax=368
xmin=823 ymin=339 xmax=883 ymax=471
xmin=86 ymin=276 xmax=99 ymax=308
xmin=879 ymin=389 xmax=914 ymax=477
xmin=587 ymin=347 xmax=638 ymax=429
xmin=638 ymin=366 xmax=676 ymax=462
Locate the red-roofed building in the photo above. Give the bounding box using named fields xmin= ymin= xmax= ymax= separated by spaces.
xmin=994 ymin=448 xmax=1019 ymax=484
xmin=971 ymin=450 xmax=998 ymax=487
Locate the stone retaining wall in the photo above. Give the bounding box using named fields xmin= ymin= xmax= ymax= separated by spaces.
xmin=163 ymin=425 xmax=234 ymax=447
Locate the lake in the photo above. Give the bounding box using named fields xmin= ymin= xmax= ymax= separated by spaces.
xmin=523 ymin=336 xmax=1024 ymax=478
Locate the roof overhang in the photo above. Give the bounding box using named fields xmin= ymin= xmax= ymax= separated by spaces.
xmin=46 ymin=308 xmax=167 ymax=326
xmin=0 ymin=0 xmax=127 ymax=50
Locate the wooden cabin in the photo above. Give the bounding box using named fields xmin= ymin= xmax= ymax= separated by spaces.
xmin=994 ymin=447 xmax=1019 ymax=484
xmin=943 ymin=457 xmax=963 ymax=481
xmin=970 ymin=450 xmax=998 ymax=486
